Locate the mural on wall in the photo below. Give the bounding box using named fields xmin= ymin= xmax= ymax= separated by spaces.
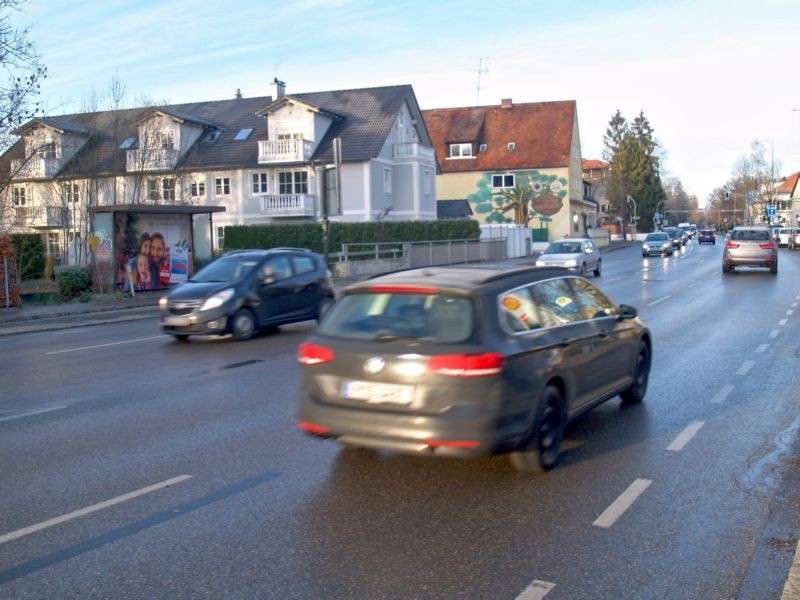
xmin=467 ymin=171 xmax=567 ymax=226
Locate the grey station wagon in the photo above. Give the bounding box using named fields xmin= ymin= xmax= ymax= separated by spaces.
xmin=297 ymin=264 xmax=651 ymax=473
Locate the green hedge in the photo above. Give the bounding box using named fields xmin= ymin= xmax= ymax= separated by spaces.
xmin=11 ymin=234 xmax=45 ymax=280
xmin=54 ymin=265 xmax=92 ymax=301
xmin=223 ymin=220 xmax=480 ymax=255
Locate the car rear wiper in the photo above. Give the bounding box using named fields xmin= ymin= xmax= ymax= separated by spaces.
xmin=373 ymin=330 xmax=438 ymax=343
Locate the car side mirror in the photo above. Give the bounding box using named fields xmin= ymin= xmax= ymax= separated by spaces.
xmin=618 ymin=304 xmax=638 ymax=320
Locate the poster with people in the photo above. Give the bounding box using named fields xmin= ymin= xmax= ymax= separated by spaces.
xmin=115 ymin=213 xmax=193 ymax=292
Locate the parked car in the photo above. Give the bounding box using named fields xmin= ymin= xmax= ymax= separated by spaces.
xmin=788 ymin=229 xmax=800 ymax=251
xmin=697 ymin=229 xmax=716 ymax=244
xmin=297 ymin=264 xmax=652 ymax=473
xmin=722 ymin=226 xmax=778 ymax=275
xmin=534 ymin=238 xmax=601 ymax=276
xmin=775 ymin=228 xmax=794 ymax=247
xmin=159 ymin=248 xmax=336 ymax=341
xmin=641 ymin=232 xmax=674 ymax=257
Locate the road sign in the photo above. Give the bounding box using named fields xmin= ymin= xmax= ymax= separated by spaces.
xmin=767 ymin=205 xmax=776 ymax=217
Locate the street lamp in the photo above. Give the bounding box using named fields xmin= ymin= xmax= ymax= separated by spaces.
xmin=655 ymin=200 xmax=665 ymax=229
xmin=626 ymin=195 xmax=637 ymax=239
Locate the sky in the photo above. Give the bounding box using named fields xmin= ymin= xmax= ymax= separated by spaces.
xmin=14 ymin=0 xmax=800 ymax=206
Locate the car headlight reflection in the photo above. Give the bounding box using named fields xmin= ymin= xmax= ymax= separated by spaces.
xmin=200 ymin=288 xmax=235 ymax=311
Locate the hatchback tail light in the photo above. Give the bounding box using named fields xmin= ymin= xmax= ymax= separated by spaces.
xmin=725 ymin=241 xmax=740 ymax=249
xmin=427 ymin=353 xmax=503 ymax=377
xmin=759 ymin=241 xmax=776 ymax=250
xmin=298 ymin=342 xmax=335 ymax=365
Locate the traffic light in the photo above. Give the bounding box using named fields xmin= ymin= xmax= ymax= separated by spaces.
xmin=724 ymin=190 xmax=730 ymax=200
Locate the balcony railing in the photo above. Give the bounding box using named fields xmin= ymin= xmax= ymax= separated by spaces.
xmin=258 ymin=139 xmax=314 ymax=163
xmin=14 ymin=206 xmax=70 ymax=228
xmin=261 ymin=194 xmax=316 ymax=217
xmin=393 ymin=142 xmax=436 ymax=162
xmin=126 ymin=148 xmax=179 ymax=171
xmin=10 ymin=157 xmax=62 ymax=178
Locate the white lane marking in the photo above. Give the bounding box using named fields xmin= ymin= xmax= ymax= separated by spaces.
xmin=0 ymin=405 xmax=68 ymax=423
xmin=45 ymin=335 xmax=164 ymax=356
xmin=515 ymin=580 xmax=557 ymax=600
xmin=53 ymin=328 xmax=97 ymax=335
xmin=0 ymin=475 xmax=192 ymax=545
xmin=711 ymin=385 xmax=734 ymax=404
xmin=602 ymin=277 xmax=623 ymax=283
xmin=770 ymin=330 xmax=780 ymax=339
xmin=787 ymin=310 xmax=794 ymax=316
xmin=648 ymin=295 xmax=671 ymax=307
xmin=593 ymin=479 xmax=652 ymax=528
xmin=756 ymin=344 xmax=769 ymax=354
xmin=688 ymin=281 xmax=703 ymax=288
xmin=791 ymin=302 xmax=798 ymax=309
xmin=736 ymin=361 xmax=755 ymax=376
xmin=667 ymin=421 xmax=705 ymax=452
xmin=780 ymin=319 xmax=788 ymax=326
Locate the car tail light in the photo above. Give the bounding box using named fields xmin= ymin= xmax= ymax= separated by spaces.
xmin=298 ymin=421 xmax=331 ymax=435
xmin=759 ymin=241 xmax=775 ymax=250
xmin=298 ymin=342 xmax=335 ymax=365
xmin=725 ymin=241 xmax=740 ymax=249
xmin=427 ymin=353 xmax=503 ymax=377
xmin=424 ymin=439 xmax=481 ymax=449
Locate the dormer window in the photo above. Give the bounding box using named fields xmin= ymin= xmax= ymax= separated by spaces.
xmin=206 ymin=130 xmax=222 ymax=142
xmin=479 ymin=143 xmax=487 ymax=152
xmin=37 ymin=141 xmax=56 ymax=159
xmin=449 ymin=143 xmax=473 ymax=158
xmin=158 ymin=132 xmax=174 ymax=150
xmin=507 ymin=142 xmax=516 ymax=151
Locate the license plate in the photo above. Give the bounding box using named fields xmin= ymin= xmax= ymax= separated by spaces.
xmin=162 ymin=316 xmax=191 ymax=326
xmin=342 ymin=380 xmax=413 ymax=405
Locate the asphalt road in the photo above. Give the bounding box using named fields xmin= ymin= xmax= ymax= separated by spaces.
xmin=1 ymin=238 xmax=799 ymax=599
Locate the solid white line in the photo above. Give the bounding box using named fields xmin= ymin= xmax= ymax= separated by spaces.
xmin=736 ymin=361 xmax=755 ymax=376
xmin=779 ymin=319 xmax=788 ymax=326
xmin=770 ymin=330 xmax=781 ymax=339
xmin=688 ymin=281 xmax=703 ymax=289
xmin=0 ymin=475 xmax=192 ymax=545
xmin=711 ymin=385 xmax=734 ymax=404
xmin=0 ymin=405 xmax=68 ymax=423
xmin=53 ymin=328 xmax=97 ymax=335
xmin=45 ymin=335 xmax=164 ymax=356
xmin=756 ymin=344 xmax=769 ymax=354
xmin=648 ymin=295 xmax=671 ymax=307
xmin=602 ymin=277 xmax=623 ymax=283
xmin=515 ymin=580 xmax=557 ymax=600
xmin=667 ymin=421 xmax=705 ymax=452
xmin=593 ymin=479 xmax=652 ymax=528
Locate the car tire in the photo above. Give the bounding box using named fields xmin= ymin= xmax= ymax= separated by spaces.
xmin=770 ymin=263 xmax=778 ymax=275
xmin=593 ymin=260 xmax=601 ymax=277
xmin=620 ymin=342 xmax=650 ymax=406
xmin=643 ymin=253 xmax=648 ymax=258
xmin=170 ymin=334 xmax=190 ymax=342
xmin=509 ymin=385 xmax=564 ymax=474
xmin=231 ymin=308 xmax=256 ymax=341
xmin=722 ymin=263 xmax=731 ymax=274
xmin=316 ymin=296 xmax=334 ymax=323
xmin=579 ymin=263 xmax=587 ymax=276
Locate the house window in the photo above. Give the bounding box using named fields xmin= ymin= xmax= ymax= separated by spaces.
xmin=277 ymin=133 xmax=303 ymax=140
xmin=47 ymin=232 xmax=61 ymax=264
xmin=215 ymin=177 xmax=231 ymax=196
xmin=63 ymin=183 xmax=80 ymax=203
xmin=162 ymin=178 xmax=176 ymax=202
xmin=424 ymin=170 xmax=430 ymax=195
xmin=205 ymin=130 xmax=221 ymax=142
xmin=216 ymin=226 xmax=225 ymax=249
xmin=252 ymin=172 xmax=268 ymax=194
xmin=119 ymin=137 xmax=136 ymax=150
xmin=492 ymin=174 xmax=515 ymax=189
xmin=147 ymin=178 xmax=159 ymax=201
xmin=278 ymin=171 xmax=308 ymax=194
xmin=191 ymin=181 xmax=206 ymax=197
xmin=234 ymin=128 xmax=253 ymax=140
xmin=449 ymin=143 xmax=472 ymax=158
xmin=37 ymin=141 xmax=56 ymax=159
xmin=384 ymin=168 xmax=392 ymax=193
xmin=12 ymin=186 xmax=26 ymax=206
xmin=479 ymin=143 xmax=488 ymax=152
xmin=159 ymin=132 xmax=174 ymax=150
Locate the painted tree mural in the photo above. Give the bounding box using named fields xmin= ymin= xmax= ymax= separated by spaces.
xmin=467 ymin=171 xmax=567 ymax=225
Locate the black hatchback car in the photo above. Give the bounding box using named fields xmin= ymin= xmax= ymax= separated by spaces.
xmin=297 ymin=264 xmax=651 ymax=473
xmin=697 ymin=229 xmax=716 ymax=244
xmin=160 ymin=248 xmax=335 ymax=341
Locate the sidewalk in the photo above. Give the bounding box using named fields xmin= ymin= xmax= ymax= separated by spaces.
xmin=0 ymin=241 xmax=636 ymax=336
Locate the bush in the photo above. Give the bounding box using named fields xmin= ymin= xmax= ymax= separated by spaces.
xmin=11 ymin=234 xmax=45 ymax=280
xmin=54 ymin=265 xmax=92 ymax=301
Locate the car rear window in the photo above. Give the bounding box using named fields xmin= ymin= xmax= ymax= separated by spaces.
xmin=317 ymin=291 xmax=475 ymax=343
xmin=731 ymin=230 xmax=769 ymax=241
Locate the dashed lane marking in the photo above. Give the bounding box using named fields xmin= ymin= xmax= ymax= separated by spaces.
xmin=515 ymin=580 xmax=557 ymax=600
xmin=593 ymin=479 xmax=652 ymax=528
xmin=667 ymin=421 xmax=705 ymax=452
xmin=711 ymin=385 xmax=734 ymax=404
xmin=736 ymin=361 xmax=755 ymax=376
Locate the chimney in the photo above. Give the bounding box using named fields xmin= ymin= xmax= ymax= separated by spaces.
xmin=271 ymin=78 xmax=286 ymax=99
xmin=235 ymin=88 xmax=242 ymax=99
xmin=501 ymin=98 xmax=513 ymax=109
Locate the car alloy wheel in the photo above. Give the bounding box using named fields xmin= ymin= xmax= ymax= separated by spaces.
xmin=231 ymin=308 xmax=256 ymax=341
xmin=620 ymin=342 xmax=650 ymax=405
xmin=509 ymin=385 xmax=563 ymax=473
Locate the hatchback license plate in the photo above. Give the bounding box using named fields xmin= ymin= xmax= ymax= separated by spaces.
xmin=342 ymin=380 xmax=413 ymax=405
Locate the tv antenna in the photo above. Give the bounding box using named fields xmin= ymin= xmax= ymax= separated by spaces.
xmin=473 ymin=57 xmax=489 ymax=105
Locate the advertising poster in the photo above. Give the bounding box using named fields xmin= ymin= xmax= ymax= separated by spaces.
xmin=116 ymin=212 xmax=193 ymax=291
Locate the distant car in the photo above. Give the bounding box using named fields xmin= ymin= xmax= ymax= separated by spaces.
xmin=775 ymin=228 xmax=793 ymax=247
xmin=788 ymin=229 xmax=800 ymax=251
xmin=297 ymin=264 xmax=651 ymax=473
xmin=641 ymin=232 xmax=674 ymax=257
xmin=159 ymin=248 xmax=336 ymax=341
xmin=535 ymin=238 xmax=601 ymax=277
xmin=662 ymin=227 xmax=684 ymax=249
xmin=697 ymin=229 xmax=716 ymax=244
xmin=722 ymin=226 xmax=778 ymax=275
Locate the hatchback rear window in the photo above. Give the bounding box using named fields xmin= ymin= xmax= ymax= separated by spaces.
xmin=317 ymin=292 xmax=474 ymax=343
xmin=731 ymin=230 xmax=769 ymax=241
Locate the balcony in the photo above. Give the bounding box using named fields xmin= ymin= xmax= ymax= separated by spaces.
xmin=10 ymin=157 xmax=62 ymax=178
xmin=261 ymin=194 xmax=316 ymax=217
xmin=258 ymin=139 xmax=314 ymax=164
xmin=126 ymin=148 xmax=179 ymax=171
xmin=14 ymin=206 xmax=70 ymax=228
xmin=393 ymin=142 xmax=436 ymax=163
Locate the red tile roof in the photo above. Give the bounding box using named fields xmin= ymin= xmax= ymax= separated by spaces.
xmin=422 ymin=100 xmax=576 ymax=174
xmin=775 ymin=171 xmax=799 ymax=195
xmin=582 ymin=159 xmax=607 ymax=170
